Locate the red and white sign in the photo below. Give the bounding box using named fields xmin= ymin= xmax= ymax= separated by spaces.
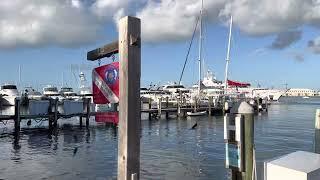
xmin=92 ymin=62 xmax=119 ymax=104
xmin=95 ymin=112 xmax=119 ymax=124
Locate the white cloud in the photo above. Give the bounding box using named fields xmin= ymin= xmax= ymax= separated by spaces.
xmin=220 ymin=0 xmax=320 ymax=36
xmin=136 ymin=0 xmax=225 ymax=42
xmin=0 ymin=0 xmax=101 ymax=48
xmin=2 ymin=0 xmax=320 ymax=48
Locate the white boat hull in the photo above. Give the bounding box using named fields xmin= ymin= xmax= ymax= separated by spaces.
xmin=1 ymin=96 xmax=17 ymax=106
xmin=187 ymin=111 xmax=207 ymax=116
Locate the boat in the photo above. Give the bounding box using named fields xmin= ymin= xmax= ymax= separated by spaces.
xmin=22 ymin=87 xmax=46 ymax=100
xmin=187 ymin=0 xmax=206 ymax=116
xmin=187 ymin=111 xmax=207 ymax=116
xmin=60 ymin=87 xmax=79 ymax=100
xmin=0 ymin=84 xmax=19 ymax=106
xmin=302 ymin=96 xmax=310 ymax=99
xmin=43 ymin=85 xmax=60 ymax=97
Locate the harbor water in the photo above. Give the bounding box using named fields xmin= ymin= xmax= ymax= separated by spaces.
xmin=0 ymin=97 xmax=319 ymax=179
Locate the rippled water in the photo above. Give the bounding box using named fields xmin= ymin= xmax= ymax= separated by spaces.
xmin=0 ymin=97 xmax=319 ymax=180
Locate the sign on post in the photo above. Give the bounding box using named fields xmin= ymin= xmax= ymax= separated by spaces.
xmin=224 ymin=114 xmax=244 ymax=171
xmin=92 ymin=62 xmax=119 ymax=104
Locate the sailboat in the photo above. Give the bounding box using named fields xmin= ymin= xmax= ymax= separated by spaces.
xmin=187 ymin=0 xmax=207 ymax=116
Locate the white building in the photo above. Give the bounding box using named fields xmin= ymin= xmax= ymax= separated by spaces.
xmin=285 ymin=88 xmax=316 ymax=97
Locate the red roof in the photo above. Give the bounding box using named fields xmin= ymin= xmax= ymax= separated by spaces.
xmin=227 ymin=80 xmax=250 ymax=87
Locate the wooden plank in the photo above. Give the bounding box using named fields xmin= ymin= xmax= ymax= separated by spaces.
xmin=118 ymin=16 xmax=141 ymax=180
xmin=87 ymin=41 xmax=119 ymax=61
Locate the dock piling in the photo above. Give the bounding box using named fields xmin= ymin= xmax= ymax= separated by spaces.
xmin=165 ymin=97 xmax=169 ymax=119
xmin=315 ymin=109 xmax=320 ymax=154
xmin=53 ymin=98 xmax=58 ymax=128
xmin=117 ymin=16 xmax=141 ymax=180
xmin=86 ymin=98 xmax=90 ymax=127
xmin=208 ymin=96 xmax=212 ymax=116
xmin=158 ymin=97 xmax=162 ymax=118
xmin=14 ymin=98 xmax=21 ymax=134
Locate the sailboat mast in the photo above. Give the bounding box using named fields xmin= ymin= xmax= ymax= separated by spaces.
xmin=198 ymin=0 xmax=203 ymax=95
xmin=224 ymin=15 xmax=233 ymax=94
xmin=18 ymin=64 xmax=22 ymax=86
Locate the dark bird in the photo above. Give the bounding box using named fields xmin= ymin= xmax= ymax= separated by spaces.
xmin=27 ymin=120 xmax=32 ymax=126
xmin=191 ymin=122 xmax=198 ymax=129
xmin=73 ymin=147 xmax=78 ymax=157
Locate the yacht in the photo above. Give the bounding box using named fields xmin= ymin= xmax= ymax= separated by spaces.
xmin=43 ymin=85 xmax=60 ymax=97
xmin=162 ymin=84 xmax=189 ymax=94
xmin=60 ymin=87 xmax=78 ymax=99
xmin=22 ymin=87 xmax=45 ymax=100
xmin=0 ymin=84 xmax=19 ymax=106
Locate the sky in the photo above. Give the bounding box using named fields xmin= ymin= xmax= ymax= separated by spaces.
xmin=0 ymin=0 xmax=320 ymax=90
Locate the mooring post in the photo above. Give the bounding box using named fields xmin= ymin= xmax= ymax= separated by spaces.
xmin=53 ymin=98 xmax=58 ymax=128
xmin=118 ymin=16 xmax=141 ymax=180
xmin=208 ymin=96 xmax=212 ymax=116
xmin=14 ymin=98 xmax=21 ymax=134
xmin=229 ymin=101 xmax=254 ymax=180
xmin=86 ymin=98 xmax=90 ymax=127
xmin=177 ymin=97 xmax=181 ymax=117
xmin=48 ymin=98 xmax=53 ymax=129
xmin=165 ymin=97 xmax=169 ymax=119
xmin=158 ymin=97 xmax=162 ymax=118
xmin=148 ymin=98 xmax=152 ymax=120
xmin=193 ymin=96 xmax=197 ymax=112
xmin=315 ymin=109 xmax=320 ymax=154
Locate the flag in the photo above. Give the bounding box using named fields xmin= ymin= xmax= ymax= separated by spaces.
xmin=92 ymin=62 xmax=119 ymax=104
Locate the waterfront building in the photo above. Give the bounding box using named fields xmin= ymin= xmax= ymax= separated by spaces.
xmin=285 ymin=88 xmax=316 ymax=97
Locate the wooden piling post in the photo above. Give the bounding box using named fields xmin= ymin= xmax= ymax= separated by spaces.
xmin=86 ymin=98 xmax=90 ymax=127
xmin=148 ymin=98 xmax=152 ymax=120
xmin=315 ymin=109 xmax=320 ymax=130
xmin=53 ymin=98 xmax=58 ymax=128
xmin=165 ymin=97 xmax=169 ymax=119
xmin=117 ymin=16 xmax=141 ymax=180
xmin=177 ymin=98 xmax=181 ymax=117
xmin=193 ymin=96 xmax=197 ymax=112
xmin=229 ymin=101 xmax=254 ymax=180
xmin=48 ymin=98 xmax=53 ymax=130
xmin=158 ymin=97 xmax=162 ymax=118
xmin=14 ymin=98 xmax=21 ymax=134
xmin=315 ymin=109 xmax=320 ymax=154
xmin=208 ymin=96 xmax=212 ymax=116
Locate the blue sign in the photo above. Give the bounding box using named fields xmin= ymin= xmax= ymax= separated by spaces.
xmin=226 ymin=143 xmax=242 ymax=170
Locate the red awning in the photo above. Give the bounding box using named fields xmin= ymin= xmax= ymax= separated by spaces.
xmin=227 ymin=80 xmax=250 ymax=87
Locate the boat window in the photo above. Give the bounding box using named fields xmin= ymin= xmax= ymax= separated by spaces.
xmin=1 ymin=85 xmax=17 ymax=89
xmin=44 ymin=87 xmax=58 ymax=91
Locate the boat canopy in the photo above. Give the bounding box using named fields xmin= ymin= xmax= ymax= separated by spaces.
xmin=227 ymin=80 xmax=250 ymax=87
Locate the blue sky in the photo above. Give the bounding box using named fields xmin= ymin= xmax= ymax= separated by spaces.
xmin=1 ymin=24 xmax=319 ymax=90
xmin=0 ymin=0 xmax=319 ymax=91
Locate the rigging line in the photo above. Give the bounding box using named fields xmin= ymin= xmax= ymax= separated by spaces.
xmin=178 ymin=16 xmax=200 ymax=85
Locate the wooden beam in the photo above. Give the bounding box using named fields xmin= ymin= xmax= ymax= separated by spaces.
xmin=117 ymin=16 xmax=141 ymax=180
xmin=87 ymin=41 xmax=119 ymax=61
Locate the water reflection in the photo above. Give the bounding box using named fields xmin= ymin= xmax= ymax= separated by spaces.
xmin=0 ymin=101 xmax=318 ymax=180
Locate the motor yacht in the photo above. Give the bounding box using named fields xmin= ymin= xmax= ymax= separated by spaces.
xmin=0 ymin=84 xmax=19 ymax=106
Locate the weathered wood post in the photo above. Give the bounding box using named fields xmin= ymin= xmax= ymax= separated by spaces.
xmin=315 ymin=109 xmax=320 ymax=154
xmin=14 ymin=98 xmax=21 ymax=134
xmin=118 ymin=16 xmax=141 ymax=180
xmin=148 ymin=98 xmax=152 ymax=120
xmin=53 ymin=98 xmax=58 ymax=128
xmin=242 ymin=103 xmax=254 ymax=180
xmin=227 ymin=101 xmax=254 ymax=180
xmin=208 ymin=96 xmax=212 ymax=116
xmin=48 ymin=98 xmax=53 ymax=130
xmin=177 ymin=97 xmax=181 ymax=117
xmin=86 ymin=98 xmax=90 ymax=127
xmin=165 ymin=96 xmax=169 ymax=119
xmin=193 ymin=96 xmax=197 ymax=112
xmin=158 ymin=97 xmax=162 ymax=118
